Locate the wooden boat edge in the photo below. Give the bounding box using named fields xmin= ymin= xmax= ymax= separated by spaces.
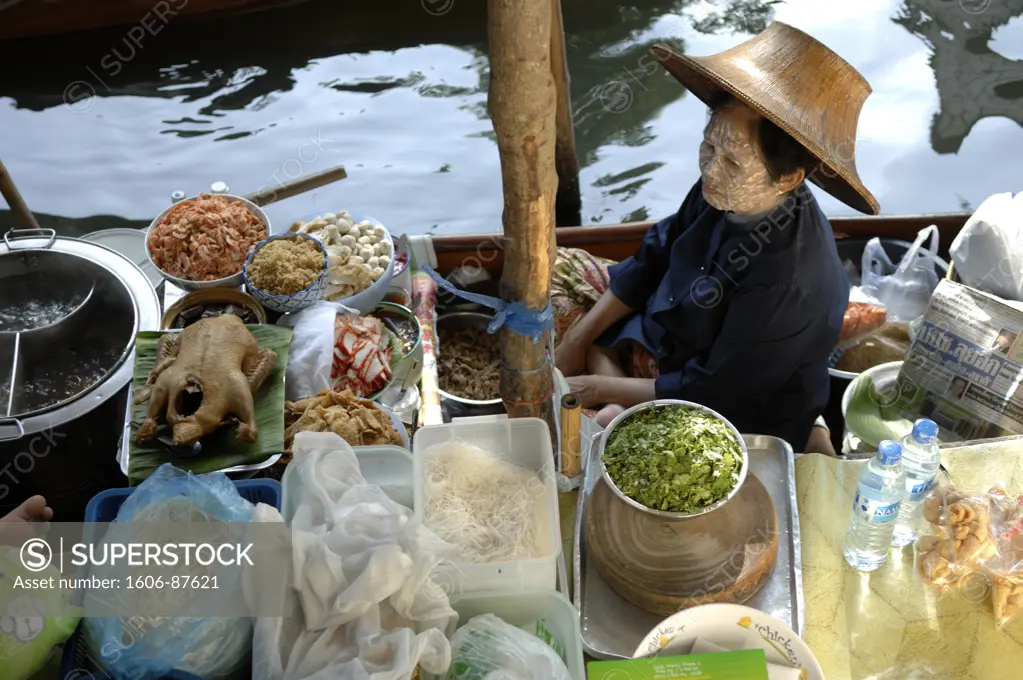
xmin=431 ymin=212 xmax=971 ymax=275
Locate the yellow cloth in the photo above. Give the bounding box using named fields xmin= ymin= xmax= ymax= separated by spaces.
xmin=796 ymin=444 xmax=1023 ymax=680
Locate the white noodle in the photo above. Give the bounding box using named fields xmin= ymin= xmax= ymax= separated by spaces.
xmin=422 ymin=441 xmax=546 ymax=563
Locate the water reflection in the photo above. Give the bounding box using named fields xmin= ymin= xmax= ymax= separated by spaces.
xmin=896 ymin=0 xmax=1023 ymax=154
xmin=0 ymin=0 xmax=1020 ymax=235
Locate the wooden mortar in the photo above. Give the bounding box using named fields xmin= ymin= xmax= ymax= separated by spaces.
xmin=586 ymin=400 xmax=779 ymax=617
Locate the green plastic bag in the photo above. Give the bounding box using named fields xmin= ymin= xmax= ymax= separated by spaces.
xmin=0 ymin=548 xmax=81 ymax=680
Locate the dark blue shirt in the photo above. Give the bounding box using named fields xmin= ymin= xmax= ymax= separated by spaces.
xmin=603 ymin=179 xmax=848 ymax=450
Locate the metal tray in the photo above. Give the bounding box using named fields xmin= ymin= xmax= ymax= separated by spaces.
xmin=118 ymin=384 xmax=282 ymax=477
xmin=573 ymin=433 xmax=804 ymax=659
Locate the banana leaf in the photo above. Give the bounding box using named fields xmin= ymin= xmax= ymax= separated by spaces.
xmin=127 ymin=324 xmax=293 ymax=485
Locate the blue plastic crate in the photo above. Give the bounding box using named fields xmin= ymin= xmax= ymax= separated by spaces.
xmin=84 ymin=478 xmax=281 ymax=522
xmin=61 ymin=478 xmax=281 ymax=680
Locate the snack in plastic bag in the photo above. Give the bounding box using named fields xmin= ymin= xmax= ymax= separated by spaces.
xmin=82 ymin=464 xmax=257 ymax=680
xmin=917 ymin=485 xmax=998 ymax=588
xmin=446 ymin=614 xmax=570 ymax=680
xmin=0 ymin=549 xmax=80 ymax=680
xmin=982 ymin=487 xmax=1023 ymax=626
xmin=839 ymin=300 xmax=888 ymax=345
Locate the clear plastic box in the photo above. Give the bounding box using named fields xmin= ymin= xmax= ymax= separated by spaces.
xmin=413 ymin=417 xmax=561 ymax=594
xmin=444 ymin=589 xmax=585 ymax=680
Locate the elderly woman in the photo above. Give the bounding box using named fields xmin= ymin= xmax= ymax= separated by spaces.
xmin=554 ymin=22 xmax=879 ymax=453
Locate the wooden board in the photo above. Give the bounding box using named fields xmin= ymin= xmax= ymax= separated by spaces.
xmin=586 ymin=472 xmax=779 ymax=617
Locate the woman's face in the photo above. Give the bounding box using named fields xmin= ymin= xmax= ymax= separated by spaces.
xmin=698 ymin=103 xmax=784 ymax=215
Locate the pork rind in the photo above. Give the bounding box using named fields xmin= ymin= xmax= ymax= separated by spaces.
xmin=916 ymin=485 xmax=998 ymax=590
xmin=917 ymin=483 xmax=1023 ymax=627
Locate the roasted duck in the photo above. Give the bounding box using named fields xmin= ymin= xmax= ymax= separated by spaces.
xmin=134 ymin=315 xmax=277 ymax=446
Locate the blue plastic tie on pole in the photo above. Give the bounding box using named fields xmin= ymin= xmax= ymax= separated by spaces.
xmin=421 ymin=265 xmax=554 ymax=343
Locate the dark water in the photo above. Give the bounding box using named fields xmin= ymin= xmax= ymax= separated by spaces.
xmin=1 ymin=0 xmax=1021 ymax=237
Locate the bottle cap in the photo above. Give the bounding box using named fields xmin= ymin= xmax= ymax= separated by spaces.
xmin=913 ymin=418 xmax=938 ymax=444
xmin=878 ymin=440 xmax=902 ymax=465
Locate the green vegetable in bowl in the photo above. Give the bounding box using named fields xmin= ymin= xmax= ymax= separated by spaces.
xmin=603 ymin=405 xmax=743 ymax=513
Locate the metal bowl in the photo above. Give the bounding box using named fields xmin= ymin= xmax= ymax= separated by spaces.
xmin=243 ymin=233 xmax=329 ymax=314
xmin=597 ymin=399 xmax=750 ymax=519
xmin=144 ymin=194 xmax=270 ymax=291
xmin=435 ymin=311 xmax=503 ymax=408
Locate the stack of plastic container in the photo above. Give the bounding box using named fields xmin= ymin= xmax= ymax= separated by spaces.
xmin=413 ymin=415 xmax=584 ymax=679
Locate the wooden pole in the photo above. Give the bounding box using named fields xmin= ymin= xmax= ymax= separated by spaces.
xmin=487 ymin=0 xmax=559 ymax=448
xmin=550 ymin=0 xmax=582 ymax=227
xmin=0 ymin=158 xmax=40 ymax=231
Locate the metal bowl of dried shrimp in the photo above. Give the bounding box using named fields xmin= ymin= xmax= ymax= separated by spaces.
xmin=146 ymin=193 xmax=270 ymax=291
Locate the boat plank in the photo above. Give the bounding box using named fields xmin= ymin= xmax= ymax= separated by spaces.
xmin=432 ymin=212 xmax=971 ymax=276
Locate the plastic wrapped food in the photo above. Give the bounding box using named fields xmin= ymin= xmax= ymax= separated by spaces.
xmin=917 ymin=486 xmax=997 ymax=589
xmin=445 ymin=614 xmax=570 ymax=680
xmin=916 ymin=483 xmax=1023 ymax=627
xmin=839 ymin=301 xmax=888 ymax=344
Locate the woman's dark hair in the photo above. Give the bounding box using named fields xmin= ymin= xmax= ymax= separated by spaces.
xmin=708 ymin=92 xmax=814 ymax=182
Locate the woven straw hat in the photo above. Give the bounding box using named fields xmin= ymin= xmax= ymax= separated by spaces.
xmin=653 ymin=22 xmax=879 ymax=215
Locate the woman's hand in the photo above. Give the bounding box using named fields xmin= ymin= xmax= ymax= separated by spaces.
xmin=556 ymin=330 xmax=589 ymax=377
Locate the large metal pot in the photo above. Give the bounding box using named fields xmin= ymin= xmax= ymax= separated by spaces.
xmin=586 ymin=400 xmax=778 ymax=616
xmin=0 ymin=229 xmax=161 ymax=518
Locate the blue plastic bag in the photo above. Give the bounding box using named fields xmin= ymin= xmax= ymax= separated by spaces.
xmin=82 ymin=464 xmax=255 ymax=680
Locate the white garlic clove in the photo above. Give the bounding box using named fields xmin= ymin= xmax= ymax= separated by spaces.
xmin=379 ymin=239 xmax=393 ymax=255
xmin=367 ymin=256 xmax=380 ymax=268
xmin=349 ymin=256 xmax=365 ymax=266
xmin=340 ymin=234 xmax=357 ymax=248
xmin=338 ymin=245 xmax=353 ymax=260
xmin=373 ymin=226 xmax=387 ymax=240
xmin=371 ymin=266 xmax=385 ymax=280
xmin=322 ymin=212 xmax=337 ymax=224
xmin=359 ymin=247 xmax=375 ymax=261
xmin=378 ymin=255 xmax=391 ymax=268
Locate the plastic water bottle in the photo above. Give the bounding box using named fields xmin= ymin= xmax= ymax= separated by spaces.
xmin=843 ymin=440 xmax=905 ymax=572
xmin=891 ymin=419 xmax=941 ymax=547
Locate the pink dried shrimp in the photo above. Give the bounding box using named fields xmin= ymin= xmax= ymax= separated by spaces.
xmin=148 ymin=194 xmax=267 ymax=281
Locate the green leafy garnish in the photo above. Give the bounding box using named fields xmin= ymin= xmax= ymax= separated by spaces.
xmin=603 ymin=405 xmax=743 ymax=513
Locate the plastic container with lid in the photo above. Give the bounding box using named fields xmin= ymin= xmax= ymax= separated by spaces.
xmin=412 ymin=417 xmax=560 ymax=594
xmin=440 ymin=588 xmax=585 ymax=680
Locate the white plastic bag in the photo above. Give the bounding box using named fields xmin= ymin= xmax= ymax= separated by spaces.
xmin=950 ymin=192 xmax=1023 ymax=302
xmin=860 ymin=225 xmax=941 ymax=322
xmin=277 ymin=301 xmax=361 ymax=401
xmin=445 ymin=614 xmax=571 ymax=680
xmin=249 ymin=432 xmax=458 ymax=680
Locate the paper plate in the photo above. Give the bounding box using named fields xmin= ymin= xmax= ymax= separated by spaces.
xmin=82 ymin=227 xmax=163 ymax=288
xmin=634 ymin=603 xmax=823 ymax=680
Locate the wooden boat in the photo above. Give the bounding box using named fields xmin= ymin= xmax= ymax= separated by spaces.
xmin=429 ymin=211 xmax=972 ymax=276
xmin=0 ymin=0 xmax=313 ymax=42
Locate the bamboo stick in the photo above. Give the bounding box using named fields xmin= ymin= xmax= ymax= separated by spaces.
xmin=244 ymin=165 xmax=348 ymax=207
xmin=487 ymin=0 xmax=559 ymax=453
xmin=0 ymin=158 xmax=40 ymax=230
xmin=550 ymin=0 xmax=581 ymax=227
xmin=560 ymin=393 xmax=582 ymax=476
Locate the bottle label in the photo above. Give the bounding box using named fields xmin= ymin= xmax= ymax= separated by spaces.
xmin=853 ymin=491 xmax=900 ymax=523
xmin=907 ymin=478 xmax=934 ymax=501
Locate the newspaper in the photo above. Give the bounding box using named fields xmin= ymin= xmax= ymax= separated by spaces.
xmin=895 ymin=279 xmax=1023 ymax=441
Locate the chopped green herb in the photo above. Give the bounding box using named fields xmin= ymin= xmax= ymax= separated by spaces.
xmin=603 ymin=405 xmax=743 ymax=513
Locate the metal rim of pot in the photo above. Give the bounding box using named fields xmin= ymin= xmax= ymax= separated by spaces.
xmin=435 ymin=311 xmax=504 ymax=407
xmin=0 ymin=229 xmax=161 ymax=441
xmin=597 ymin=399 xmax=751 ymax=520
